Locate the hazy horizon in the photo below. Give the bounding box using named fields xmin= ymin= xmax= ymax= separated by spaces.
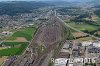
xmin=0 ymin=0 xmax=93 ymax=2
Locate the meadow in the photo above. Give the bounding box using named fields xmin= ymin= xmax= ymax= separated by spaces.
xmin=67 ymin=22 xmax=99 ymax=32
xmin=7 ymin=27 xmax=37 ymax=41
xmin=0 ymin=42 xmax=28 ymax=56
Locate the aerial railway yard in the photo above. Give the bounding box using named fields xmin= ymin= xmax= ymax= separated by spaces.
xmin=2 ymin=10 xmax=100 ymax=66
xmin=2 ymin=11 xmax=67 ymax=66
xmin=0 ymin=0 xmax=100 ymax=66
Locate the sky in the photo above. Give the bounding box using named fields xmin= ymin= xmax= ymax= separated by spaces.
xmin=0 ymin=0 xmax=93 ymax=2
xmin=0 ymin=0 xmax=33 ymax=1
xmin=0 ymin=0 xmax=82 ymax=2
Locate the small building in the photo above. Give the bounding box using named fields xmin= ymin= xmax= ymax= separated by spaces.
xmin=61 ymin=43 xmax=71 ymax=53
xmin=2 ymin=31 xmax=12 ymax=35
xmin=88 ymin=47 xmax=100 ymax=53
xmin=58 ymin=52 xmax=70 ymax=58
xmin=82 ymin=41 xmax=92 ymax=47
xmin=54 ymin=58 xmax=68 ymax=66
xmin=68 ymin=63 xmax=74 ymax=66
xmin=62 ymin=44 xmax=70 ymax=49
xmin=93 ymin=42 xmax=100 ymax=47
xmin=72 ymin=49 xmax=80 ymax=57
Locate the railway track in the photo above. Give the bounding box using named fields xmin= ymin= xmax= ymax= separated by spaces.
xmin=2 ymin=11 xmax=67 ymax=66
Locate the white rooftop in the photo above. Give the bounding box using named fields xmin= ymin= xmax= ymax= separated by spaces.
xmin=93 ymin=42 xmax=100 ymax=47
xmin=54 ymin=58 xmax=68 ymax=66
xmin=63 ymin=44 xmax=69 ymax=49
xmin=82 ymin=41 xmax=92 ymax=46
xmin=68 ymin=64 xmax=73 ymax=66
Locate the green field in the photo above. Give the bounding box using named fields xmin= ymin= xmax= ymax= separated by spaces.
xmin=7 ymin=27 xmax=36 ymax=41
xmin=93 ymin=16 xmax=100 ymax=25
xmin=0 ymin=48 xmax=21 ymax=56
xmin=0 ymin=42 xmax=28 ymax=56
xmin=0 ymin=26 xmax=37 ymax=56
xmin=67 ymin=22 xmax=99 ymax=32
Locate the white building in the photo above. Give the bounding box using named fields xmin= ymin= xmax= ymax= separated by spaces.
xmin=93 ymin=42 xmax=100 ymax=47
xmin=54 ymin=58 xmax=68 ymax=66
xmin=68 ymin=63 xmax=73 ymax=66
xmin=2 ymin=31 xmax=13 ymax=36
xmin=82 ymin=41 xmax=92 ymax=46
xmin=62 ymin=44 xmax=70 ymax=49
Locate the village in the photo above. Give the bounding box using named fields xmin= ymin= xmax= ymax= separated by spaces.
xmin=53 ymin=40 xmax=100 ymax=66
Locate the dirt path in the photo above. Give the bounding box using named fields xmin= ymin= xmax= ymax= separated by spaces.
xmin=6 ymin=37 xmax=28 ymax=42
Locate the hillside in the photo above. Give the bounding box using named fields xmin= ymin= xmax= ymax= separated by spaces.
xmin=0 ymin=1 xmax=52 ymax=16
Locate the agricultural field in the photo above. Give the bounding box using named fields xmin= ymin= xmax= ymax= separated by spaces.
xmin=78 ymin=37 xmax=96 ymax=41
xmin=0 ymin=25 xmax=37 ymax=56
xmin=67 ymin=22 xmax=99 ymax=32
xmin=65 ymin=20 xmax=98 ymax=41
xmin=92 ymin=16 xmax=100 ymax=25
xmin=6 ymin=37 xmax=28 ymax=42
xmin=0 ymin=42 xmax=28 ymax=56
xmin=6 ymin=27 xmax=37 ymax=41
xmin=72 ymin=32 xmax=86 ymax=38
xmin=0 ymin=47 xmax=7 ymax=50
xmin=0 ymin=25 xmax=37 ymax=65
